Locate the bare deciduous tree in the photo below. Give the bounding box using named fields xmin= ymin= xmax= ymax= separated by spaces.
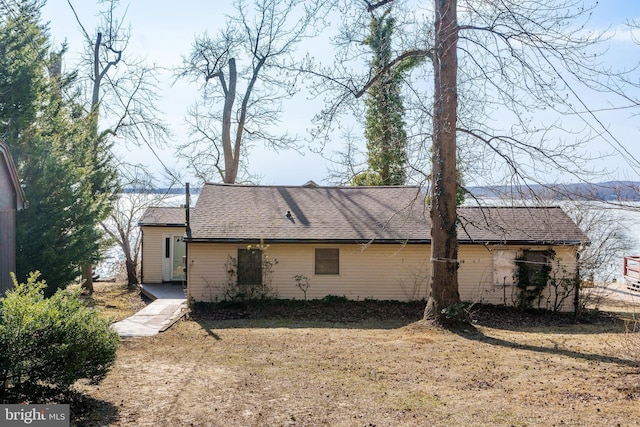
xmin=68 ymin=0 xmax=170 ymax=152
xmin=423 ymin=0 xmax=460 ymax=319
xmin=67 ymin=0 xmax=173 ymax=292
xmin=100 ymin=169 xmax=180 ymax=286
xmin=306 ymin=0 xmax=637 ymax=322
xmin=178 ymin=0 xmax=326 ymax=183
xmin=565 ymin=201 xmax=633 ymax=284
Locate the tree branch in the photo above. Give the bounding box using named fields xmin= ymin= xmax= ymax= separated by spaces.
xmin=355 ymin=49 xmax=433 ymax=98
xmin=365 ymin=0 xmax=396 ymax=13
xmin=66 ymin=0 xmax=91 ymax=40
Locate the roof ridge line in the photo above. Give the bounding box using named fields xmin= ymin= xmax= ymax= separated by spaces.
xmin=203 ymin=182 xmax=422 ymax=189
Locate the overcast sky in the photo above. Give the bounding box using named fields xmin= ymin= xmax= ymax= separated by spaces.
xmin=40 ymin=0 xmax=640 ymax=187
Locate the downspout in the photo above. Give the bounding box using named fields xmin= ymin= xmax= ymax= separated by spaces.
xmin=185 ymin=183 xmax=191 ymax=307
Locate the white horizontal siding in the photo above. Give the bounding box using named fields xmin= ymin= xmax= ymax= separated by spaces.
xmin=458 ymin=245 xmax=497 ymax=304
xmin=186 ymin=241 xmax=579 ymax=311
xmin=459 ymin=244 xmax=578 ymax=310
xmin=141 ymin=226 xmax=185 ymax=283
xmin=187 ymin=243 xmax=431 ymax=302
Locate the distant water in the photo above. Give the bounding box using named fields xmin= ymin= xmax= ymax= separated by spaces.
xmin=591 ymin=202 xmax=640 ymax=281
xmin=615 ymin=203 xmax=640 ymax=262
xmin=95 ymin=193 xmax=196 ymax=281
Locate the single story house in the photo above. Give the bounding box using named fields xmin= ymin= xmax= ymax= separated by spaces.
xmin=0 ymin=141 xmax=27 ymax=294
xmin=139 ymin=182 xmax=589 ymax=311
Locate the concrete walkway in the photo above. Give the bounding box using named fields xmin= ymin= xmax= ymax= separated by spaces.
xmin=111 ymin=283 xmax=187 ymax=338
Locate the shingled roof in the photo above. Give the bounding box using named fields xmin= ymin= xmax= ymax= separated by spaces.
xmin=185 ymin=183 xmax=588 ymax=245
xmin=139 ymin=206 xmax=186 ymax=227
xmin=458 ymin=206 xmax=588 ymax=244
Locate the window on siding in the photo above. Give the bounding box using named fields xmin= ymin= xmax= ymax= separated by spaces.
xmin=315 ymin=248 xmax=339 ymax=275
xmin=519 ymin=250 xmax=551 ymax=287
xmin=165 ymin=237 xmax=170 ymax=259
xmin=237 ymin=248 xmax=263 ymax=286
xmin=493 ymin=250 xmax=516 ymax=286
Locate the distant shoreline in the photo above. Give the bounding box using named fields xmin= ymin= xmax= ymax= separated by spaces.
xmin=122 ymin=180 xmax=640 ymax=201
xmin=467 ymin=180 xmax=640 ymax=201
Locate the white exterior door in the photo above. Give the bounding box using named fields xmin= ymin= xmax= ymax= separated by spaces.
xmin=162 ymin=234 xmax=186 ymax=282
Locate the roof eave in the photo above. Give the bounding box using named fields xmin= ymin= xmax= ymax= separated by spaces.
xmin=458 ymin=239 xmax=588 ymax=246
xmin=0 ymin=141 xmax=27 ymax=210
xmin=184 ymin=237 xmax=586 ymax=245
xmin=184 ymin=237 xmax=432 ymax=244
xmin=139 ymin=223 xmax=186 ymax=227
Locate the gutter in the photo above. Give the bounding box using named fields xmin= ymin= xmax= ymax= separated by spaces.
xmin=183 ymin=238 xmax=587 ymax=246
xmin=185 ymin=238 xmax=431 ymax=244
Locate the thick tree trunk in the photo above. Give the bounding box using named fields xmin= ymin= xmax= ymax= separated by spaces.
xmin=81 ymin=32 xmax=105 ymax=295
xmin=82 ymin=264 xmax=94 ymax=295
xmin=92 ymin=32 xmax=102 ymax=108
xmin=424 ymin=0 xmax=460 ymax=321
xmin=222 ymin=58 xmax=238 ymax=183
xmin=121 ymin=237 xmax=139 ymax=285
xmin=125 ymin=258 xmax=138 ymax=286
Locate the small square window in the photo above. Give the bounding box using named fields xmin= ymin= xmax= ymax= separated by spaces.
xmin=315 ymin=248 xmax=339 ymax=275
xmin=237 ymin=248 xmax=263 ymax=286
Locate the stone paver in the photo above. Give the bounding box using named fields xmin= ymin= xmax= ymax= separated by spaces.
xmin=111 ymin=284 xmax=187 ymax=337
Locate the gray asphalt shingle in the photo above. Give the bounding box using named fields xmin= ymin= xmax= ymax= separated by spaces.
xmin=178 ymin=183 xmax=588 ymax=245
xmin=139 ymin=206 xmax=185 ymax=226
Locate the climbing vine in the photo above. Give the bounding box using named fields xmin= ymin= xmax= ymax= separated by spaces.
xmin=514 ymin=249 xmax=554 ymax=310
xmin=220 ymin=241 xmax=278 ymax=301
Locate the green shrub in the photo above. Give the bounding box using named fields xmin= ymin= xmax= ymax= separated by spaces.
xmin=0 ymin=272 xmax=120 ymax=401
xmin=321 ymin=295 xmax=349 ymax=303
xmin=440 ymin=301 xmax=469 ymax=323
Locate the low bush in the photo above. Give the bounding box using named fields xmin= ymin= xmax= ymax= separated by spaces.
xmin=0 ymin=272 xmax=120 ymax=401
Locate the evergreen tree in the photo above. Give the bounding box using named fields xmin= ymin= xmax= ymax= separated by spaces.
xmin=0 ymin=0 xmax=117 ymax=295
xmin=0 ymin=0 xmax=48 ymax=152
xmin=16 ymin=99 xmax=116 ymax=296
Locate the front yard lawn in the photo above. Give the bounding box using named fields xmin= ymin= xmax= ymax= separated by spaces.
xmin=69 ymin=296 xmax=640 ymax=426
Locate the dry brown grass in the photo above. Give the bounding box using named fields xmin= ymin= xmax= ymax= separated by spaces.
xmin=74 ymin=281 xmax=148 ymax=322
xmin=67 ymin=292 xmax=640 ymax=427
